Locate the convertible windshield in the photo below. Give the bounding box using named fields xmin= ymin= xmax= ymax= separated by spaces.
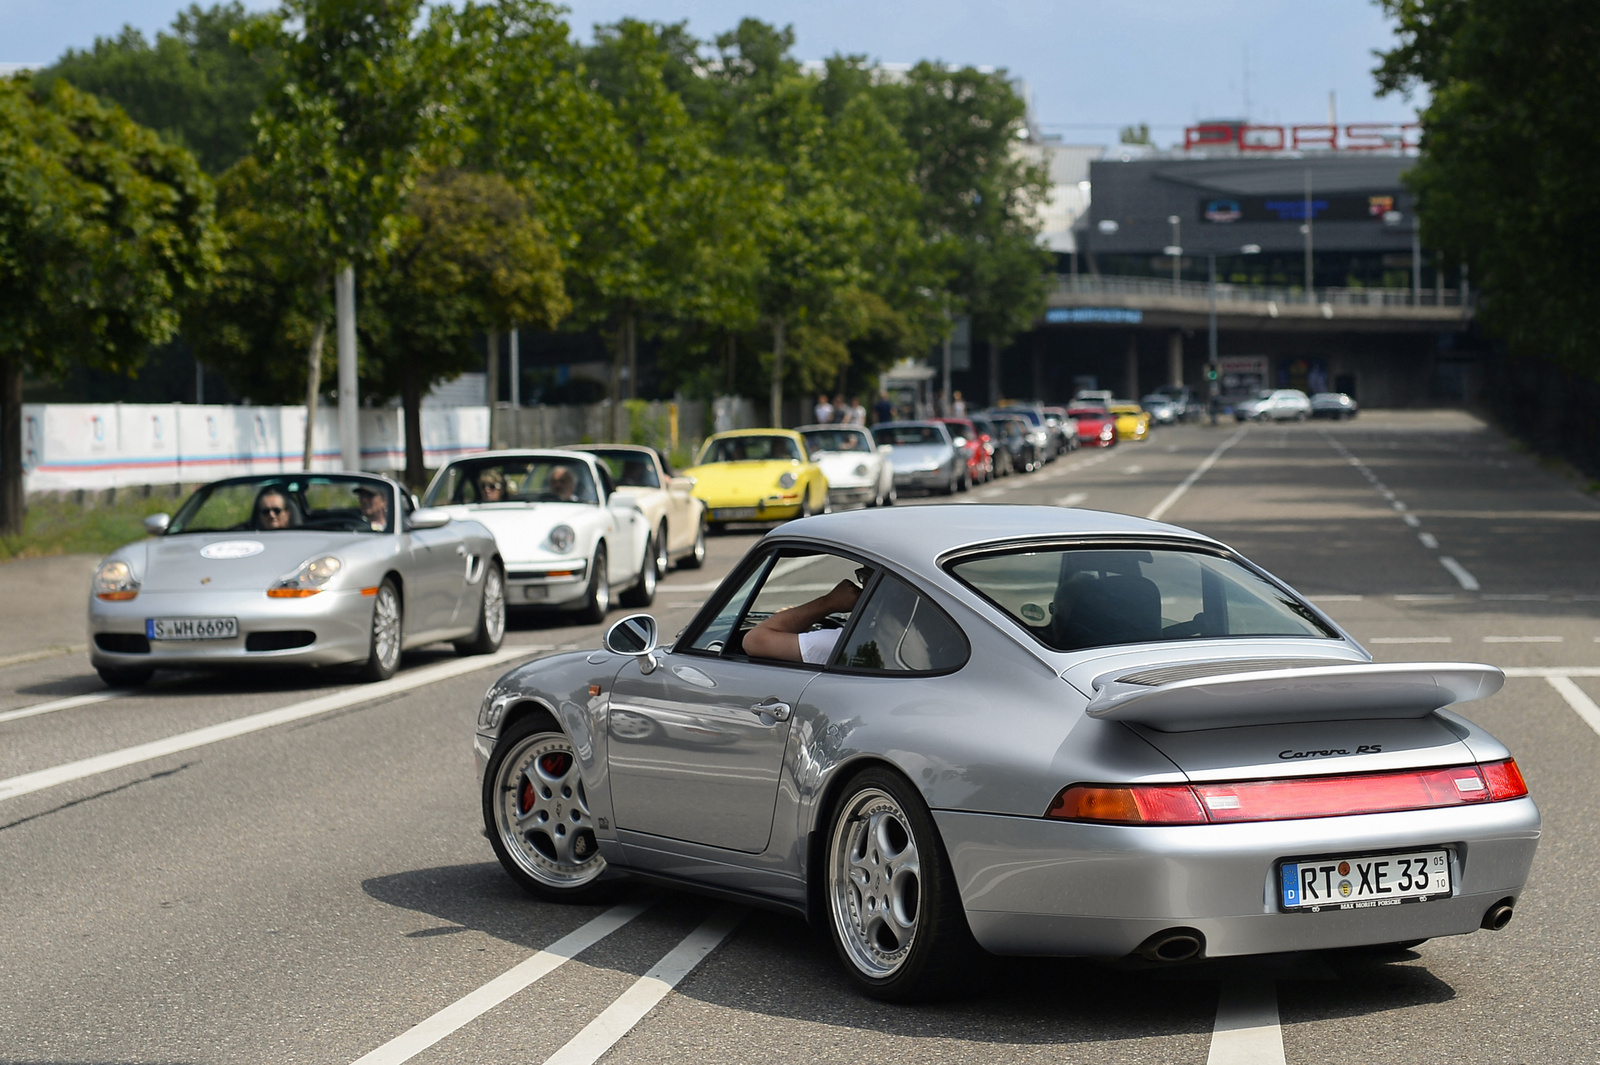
xmin=579 ymin=448 xmax=661 ymax=489
xmin=874 ymin=425 xmax=944 ymax=447
xmin=425 ymin=458 xmax=599 ymax=506
xmin=948 ymin=546 xmax=1336 ymax=652
xmin=169 ymin=476 xmax=394 ymax=534
xmin=699 ymin=435 xmax=802 ymax=463
xmin=801 ymin=428 xmax=872 ymax=453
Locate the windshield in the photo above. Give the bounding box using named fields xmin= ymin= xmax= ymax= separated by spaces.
xmin=169 ymin=476 xmax=395 ymax=534
xmin=1069 ymin=407 xmax=1107 ymax=418
xmin=581 ymin=448 xmax=661 ymax=489
xmin=801 ymin=428 xmax=872 ymax=453
xmin=424 ymin=457 xmax=599 ymax=505
xmin=698 ymin=435 xmax=803 ymax=463
xmin=948 ymin=546 xmax=1336 ymax=652
xmin=874 ymin=425 xmax=945 ymax=447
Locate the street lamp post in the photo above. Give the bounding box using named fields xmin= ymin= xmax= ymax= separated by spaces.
xmin=1208 ymin=244 xmax=1260 ymax=425
xmin=1168 ymin=214 xmax=1182 ymax=292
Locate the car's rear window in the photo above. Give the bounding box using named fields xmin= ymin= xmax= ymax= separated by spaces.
xmin=947 ymin=547 xmax=1336 ymax=652
xmin=874 ymin=425 xmax=943 ymax=446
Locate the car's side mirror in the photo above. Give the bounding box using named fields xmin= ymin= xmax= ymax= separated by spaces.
xmin=407 ymin=507 xmax=451 ymax=530
xmin=143 ymin=513 xmax=170 ymax=536
xmin=877 ymin=444 xmax=893 ymax=455
xmin=605 ymin=613 xmax=660 ymax=674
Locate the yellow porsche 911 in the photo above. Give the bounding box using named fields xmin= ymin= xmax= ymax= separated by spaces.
xmin=1108 ymin=402 xmax=1153 ymax=442
xmin=684 ymin=428 xmax=830 ymax=529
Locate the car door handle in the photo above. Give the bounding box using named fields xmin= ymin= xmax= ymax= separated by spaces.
xmin=750 ymin=698 xmax=791 ymax=722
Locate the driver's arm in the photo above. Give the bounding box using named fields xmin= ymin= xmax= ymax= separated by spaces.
xmin=744 ymin=580 xmax=861 ymax=662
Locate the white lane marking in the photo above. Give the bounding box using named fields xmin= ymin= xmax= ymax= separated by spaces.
xmin=1124 ymin=464 xmax=1144 ymax=474
xmin=1484 ymin=635 xmax=1563 ymax=643
xmin=349 ymin=902 xmax=650 ymax=1065
xmin=1145 ymin=429 xmax=1247 ymax=523
xmin=1418 ymin=532 xmax=1439 ymax=549
xmin=1482 ymin=594 xmax=1550 ymax=601
xmin=1311 ymin=595 xmax=1364 ymax=602
xmin=1548 ymin=676 xmax=1600 ymax=738
xmin=0 ymin=644 xmax=86 ymax=670
xmin=1206 ymin=979 xmax=1285 ymax=1065
xmin=1368 ymin=636 xmax=1453 ymax=644
xmin=1403 ymin=513 xmax=1422 ymax=528
xmin=0 ymin=645 xmax=545 ymax=804
xmin=1055 ymin=492 xmax=1088 ymax=508
xmin=976 ymin=486 xmax=1006 ymax=499
xmin=0 ymin=689 xmax=127 ymax=726
xmin=1438 ymin=556 xmax=1480 ymax=591
xmin=1394 ymin=594 xmax=1456 ymax=602
xmin=1504 ymin=667 xmax=1600 ymax=677
xmin=543 ymin=906 xmax=743 ymax=1065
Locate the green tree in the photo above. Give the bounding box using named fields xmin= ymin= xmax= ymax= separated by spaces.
xmin=1375 ymin=0 xmax=1600 ymax=378
xmin=362 ymin=169 xmax=569 ymax=485
xmin=36 ymin=2 xmax=277 ymax=176
xmin=0 ymin=78 xmax=220 ymax=533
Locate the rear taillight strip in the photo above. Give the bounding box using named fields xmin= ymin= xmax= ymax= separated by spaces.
xmin=1046 ymin=759 xmax=1528 ymax=825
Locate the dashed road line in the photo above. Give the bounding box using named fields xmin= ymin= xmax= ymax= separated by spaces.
xmin=1206 ymin=979 xmax=1285 ymax=1065
xmin=1546 ymin=676 xmax=1600 ymax=738
xmin=1417 ymin=532 xmax=1439 ymax=549
xmin=1145 ymin=429 xmax=1248 ymax=523
xmin=543 ymin=906 xmax=743 ymax=1065
xmin=349 ymin=902 xmax=651 ymax=1065
xmin=1055 ymin=492 xmax=1088 ymax=508
xmin=1484 ymin=635 xmax=1562 ymax=643
xmin=0 ymin=645 xmax=545 ymax=804
xmin=0 ymin=644 xmax=86 ymax=671
xmin=1369 ymin=636 xmax=1452 ymax=644
xmin=0 ymin=689 xmax=129 ymax=726
xmin=1438 ymin=557 xmax=1480 ymax=591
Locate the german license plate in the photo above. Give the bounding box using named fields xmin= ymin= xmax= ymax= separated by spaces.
xmin=1281 ymin=848 xmax=1450 ymax=911
xmin=146 ymin=616 xmax=238 ymax=641
xmin=713 ymin=507 xmax=758 ymax=520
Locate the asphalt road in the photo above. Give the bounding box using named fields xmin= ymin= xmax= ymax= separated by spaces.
xmin=2 ymin=410 xmax=1598 ymax=1064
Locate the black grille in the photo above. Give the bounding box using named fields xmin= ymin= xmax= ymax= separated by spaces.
xmin=245 ymin=631 xmax=316 ymax=652
xmin=95 ymin=633 xmax=151 ymax=654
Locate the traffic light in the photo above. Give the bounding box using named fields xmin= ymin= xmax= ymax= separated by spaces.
xmin=1205 ymin=364 xmax=1219 ymax=381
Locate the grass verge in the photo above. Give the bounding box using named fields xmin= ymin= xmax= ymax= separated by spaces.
xmin=0 ymin=491 xmax=183 ymax=563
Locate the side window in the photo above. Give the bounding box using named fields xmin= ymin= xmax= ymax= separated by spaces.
xmin=686 ymin=561 xmax=769 ymax=654
xmin=835 ymin=575 xmax=968 ymax=674
xmin=684 ymin=550 xmax=864 ymax=660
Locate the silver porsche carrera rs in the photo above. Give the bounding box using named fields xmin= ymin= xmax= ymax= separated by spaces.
xmin=89 ymin=473 xmax=505 ymax=686
xmin=473 ymin=505 xmax=1539 ymax=1000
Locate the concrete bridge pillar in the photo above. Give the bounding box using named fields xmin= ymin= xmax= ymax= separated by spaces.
xmin=1167 ymin=331 xmax=1184 ymax=387
xmin=1124 ymin=333 xmax=1139 ymax=399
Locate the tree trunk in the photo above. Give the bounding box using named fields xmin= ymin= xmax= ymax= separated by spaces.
xmin=769 ymin=318 xmax=786 ymax=427
xmin=301 ymin=317 xmax=328 ymax=471
xmin=0 ymin=354 xmax=25 ymax=537
xmin=485 ymin=329 xmax=499 ymax=448
xmin=402 ymin=355 xmax=426 ymax=490
xmin=609 ymin=316 xmax=626 ymax=440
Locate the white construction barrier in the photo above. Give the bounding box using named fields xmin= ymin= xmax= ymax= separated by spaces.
xmin=21 ymin=403 xmax=489 ymax=493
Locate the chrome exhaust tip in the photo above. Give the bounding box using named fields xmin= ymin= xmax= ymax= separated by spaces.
xmin=1136 ymin=928 xmax=1205 ymax=963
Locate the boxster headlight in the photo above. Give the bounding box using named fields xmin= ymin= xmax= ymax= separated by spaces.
xmin=94 ymin=559 xmax=140 ymax=601
xmin=268 ymin=555 xmax=342 ymax=598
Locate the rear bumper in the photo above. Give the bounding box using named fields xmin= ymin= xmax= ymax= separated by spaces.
xmin=935 ymin=797 xmax=1540 ymax=958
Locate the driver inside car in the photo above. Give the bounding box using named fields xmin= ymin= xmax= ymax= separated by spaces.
xmin=744 ymin=567 xmax=871 ymax=664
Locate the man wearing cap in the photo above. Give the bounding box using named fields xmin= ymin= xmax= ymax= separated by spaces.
xmin=356 ymin=484 xmax=389 ymax=531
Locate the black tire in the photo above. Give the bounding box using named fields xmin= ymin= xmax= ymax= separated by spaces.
xmin=679 ymin=515 xmax=706 ymax=569
xmin=958 ymin=469 xmax=971 ymax=493
xmin=455 ymin=560 xmax=506 ymax=656
xmin=483 ymin=717 xmax=610 ymax=902
xmin=359 ymin=578 xmax=402 ymax=682
xmin=97 ymin=665 xmax=152 ymax=687
xmin=653 ymin=521 xmax=669 ymax=577
xmin=823 ymin=767 xmax=981 ymax=1002
xmin=884 ymin=482 xmax=897 ymax=505
xmin=620 ymin=534 xmax=658 ymax=608
xmin=574 ymin=545 xmax=610 ymax=624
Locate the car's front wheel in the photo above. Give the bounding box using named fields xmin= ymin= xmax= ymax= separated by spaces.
xmin=359 ymin=578 xmax=402 ymax=682
xmin=455 ymin=560 xmax=505 ymax=656
xmin=620 ymin=534 xmax=658 ymax=608
xmin=484 ymin=718 xmax=608 ymax=901
xmin=574 ymin=545 xmax=610 ymax=624
xmin=824 ymin=767 xmax=978 ymax=1001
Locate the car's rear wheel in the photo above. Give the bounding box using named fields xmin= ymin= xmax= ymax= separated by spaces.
xmin=824 ymin=767 xmax=978 ymax=1001
xmin=574 ymin=545 xmax=610 ymax=624
xmin=484 ymin=718 xmax=608 ymax=901
xmin=455 ymin=561 xmax=505 ymax=656
xmin=359 ymin=579 xmax=402 ymax=682
xmin=620 ymin=534 xmax=658 ymax=608
xmin=654 ymin=522 xmax=670 ymax=577
xmin=96 ymin=665 xmax=152 ymax=688
xmin=679 ymin=516 xmax=706 ymax=568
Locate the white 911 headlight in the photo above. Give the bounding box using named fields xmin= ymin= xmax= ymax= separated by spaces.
xmin=548 ymin=525 xmax=576 ymax=553
xmin=778 ymin=471 xmax=798 ymax=490
xmin=94 ymin=559 xmax=139 ymax=601
xmin=268 ymin=556 xmax=341 ymax=598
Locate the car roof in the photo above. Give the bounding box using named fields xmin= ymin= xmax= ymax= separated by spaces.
xmin=444 ymin=448 xmax=599 ymax=467
xmin=770 ymin=505 xmax=1219 ymax=569
xmin=705 ymin=427 xmax=805 ymax=441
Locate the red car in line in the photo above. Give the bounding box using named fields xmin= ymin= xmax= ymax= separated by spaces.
xmin=933 ymin=417 xmax=995 ymax=485
xmin=1068 ymin=406 xmax=1118 ymax=448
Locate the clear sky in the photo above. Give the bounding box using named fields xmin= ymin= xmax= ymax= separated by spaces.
xmin=1 ymin=0 xmax=1421 ymax=149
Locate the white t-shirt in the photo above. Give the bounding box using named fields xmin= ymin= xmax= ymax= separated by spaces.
xmin=797 ymin=628 xmax=842 ymax=664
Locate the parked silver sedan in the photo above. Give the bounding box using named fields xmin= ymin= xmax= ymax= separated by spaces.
xmin=89 ymin=473 xmax=504 ymax=686
xmin=474 ymin=505 xmax=1537 ymax=1000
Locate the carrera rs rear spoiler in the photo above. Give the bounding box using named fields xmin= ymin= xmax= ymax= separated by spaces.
xmin=1085 ymin=659 xmax=1505 ymax=732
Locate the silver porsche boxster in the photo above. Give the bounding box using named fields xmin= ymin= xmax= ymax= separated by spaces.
xmin=473 ymin=505 xmax=1539 ymax=1000
xmin=89 ymin=473 xmax=505 ymax=686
